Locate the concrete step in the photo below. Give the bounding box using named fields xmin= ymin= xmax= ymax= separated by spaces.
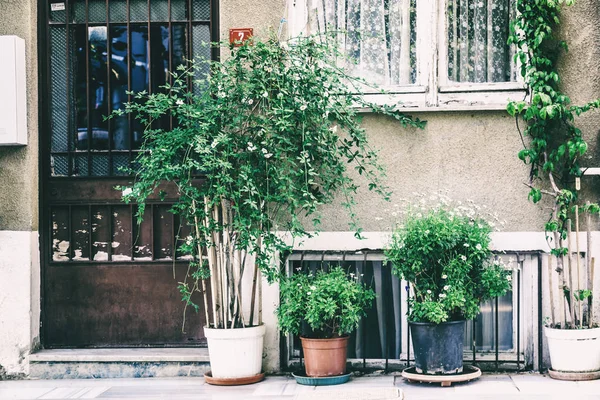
xmin=29 ymin=348 xmax=210 ymax=379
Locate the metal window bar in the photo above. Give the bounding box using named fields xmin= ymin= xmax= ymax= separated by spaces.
xmin=284 ymin=250 xmax=541 ymax=373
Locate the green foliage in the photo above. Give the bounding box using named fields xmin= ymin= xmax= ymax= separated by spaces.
xmin=507 ymin=0 xmax=599 ymax=245
xmin=112 ymin=33 xmax=424 ymax=325
xmin=276 ymin=266 xmax=375 ymax=338
xmin=385 ymin=198 xmax=511 ymax=323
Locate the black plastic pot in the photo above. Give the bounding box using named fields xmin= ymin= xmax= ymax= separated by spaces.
xmin=409 ymin=320 xmax=465 ymax=375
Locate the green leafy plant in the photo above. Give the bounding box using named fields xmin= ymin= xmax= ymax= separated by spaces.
xmin=385 ymin=196 xmax=511 ymax=324
xmin=507 ymin=0 xmax=599 ymax=329
xmin=113 ymin=33 xmax=424 ymax=330
xmin=276 ymin=266 xmax=375 ymax=338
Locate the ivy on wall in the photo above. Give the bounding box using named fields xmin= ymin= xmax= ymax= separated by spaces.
xmin=507 ymin=0 xmax=600 ymax=254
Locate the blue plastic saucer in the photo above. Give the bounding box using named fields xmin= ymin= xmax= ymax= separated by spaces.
xmin=292 ymin=372 xmax=351 ymax=386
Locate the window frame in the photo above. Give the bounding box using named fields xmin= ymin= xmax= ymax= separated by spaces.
xmin=287 ymin=0 xmax=526 ymax=111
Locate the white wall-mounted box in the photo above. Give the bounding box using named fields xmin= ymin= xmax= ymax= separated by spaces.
xmin=0 ymin=36 xmax=27 ymax=146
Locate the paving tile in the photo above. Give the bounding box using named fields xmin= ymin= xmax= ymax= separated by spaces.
xmin=509 ymin=374 xmax=579 ymax=394
xmin=0 ymin=387 xmax=55 ymax=400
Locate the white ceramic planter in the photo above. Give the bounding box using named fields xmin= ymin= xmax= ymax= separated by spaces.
xmin=545 ymin=326 xmax=600 ymax=372
xmin=204 ymin=324 xmax=266 ymax=378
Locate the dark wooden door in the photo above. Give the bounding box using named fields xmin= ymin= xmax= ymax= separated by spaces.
xmin=40 ymin=0 xmax=217 ymax=347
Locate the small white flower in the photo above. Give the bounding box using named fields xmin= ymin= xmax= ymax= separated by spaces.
xmin=424 ymin=230 xmax=430 ymax=235
xmin=310 ymin=286 xmax=316 ymax=290
xmin=439 ymin=293 xmax=447 ymax=298
xmin=122 ymin=187 xmax=133 ymax=197
xmin=476 ymin=244 xmax=482 ymax=250
xmin=507 ymin=275 xmax=512 ymax=281
xmin=264 ymin=153 xmax=273 ymax=159
xmin=185 ymin=235 xmax=193 ymax=245
xmin=218 ymin=91 xmax=226 ymax=98
xmin=300 ymin=104 xmax=307 ymax=111
xmin=461 ymin=255 xmax=467 ymax=261
xmin=247 ymin=142 xmax=257 ymax=151
xmin=297 ymin=283 xmax=301 ymax=286
xmin=444 ymin=285 xmax=450 ymax=290
xmin=262 ymin=91 xmax=269 ymax=98
xmin=464 ymin=243 xmax=470 ymax=247
xmin=248 ymin=99 xmax=254 ymax=105
xmin=277 ymin=93 xmax=284 ymax=99
xmin=427 ymin=290 xmax=432 ymax=294
xmin=176 ymin=99 xmax=184 ymax=105
xmin=442 ymin=274 xmax=448 ymax=279
xmin=307 ymin=292 xmax=312 ymax=295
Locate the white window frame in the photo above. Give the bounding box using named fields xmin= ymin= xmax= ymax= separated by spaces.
xmin=287 ymin=0 xmax=526 ymax=111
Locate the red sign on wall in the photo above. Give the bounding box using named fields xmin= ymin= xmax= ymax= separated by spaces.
xmin=229 ymin=28 xmax=253 ymax=46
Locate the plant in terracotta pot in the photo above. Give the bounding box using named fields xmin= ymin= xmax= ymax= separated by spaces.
xmin=385 ymin=195 xmax=511 ymax=375
xmin=277 ymin=266 xmax=375 ymax=377
xmin=113 ymin=32 xmax=424 ymax=383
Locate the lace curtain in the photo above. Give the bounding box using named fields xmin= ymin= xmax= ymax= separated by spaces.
xmin=308 ymin=0 xmax=417 ymax=86
xmin=447 ymin=0 xmax=517 ymax=83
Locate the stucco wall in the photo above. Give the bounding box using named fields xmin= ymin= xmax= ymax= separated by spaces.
xmin=0 ymin=0 xmax=39 ymax=377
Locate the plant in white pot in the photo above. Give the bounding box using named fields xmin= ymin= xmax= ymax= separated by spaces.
xmin=385 ymin=196 xmax=511 ymax=375
xmin=276 ymin=266 xmax=375 ymax=378
xmin=114 ymin=33 xmax=424 ymax=384
xmin=507 ymin=0 xmax=600 ymax=379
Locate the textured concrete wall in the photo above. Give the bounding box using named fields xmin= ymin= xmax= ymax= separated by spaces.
xmin=0 ymin=0 xmax=39 ymax=377
xmin=0 ymin=0 xmax=39 ymax=231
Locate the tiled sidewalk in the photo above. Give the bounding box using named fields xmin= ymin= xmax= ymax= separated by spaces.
xmin=1 ymin=373 xmax=599 ymax=400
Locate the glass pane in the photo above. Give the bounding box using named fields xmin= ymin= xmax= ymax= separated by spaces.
xmin=192 ymin=0 xmax=210 ymax=20
xmin=71 ymin=206 xmax=91 ymax=261
xmin=109 ymin=0 xmax=128 ymax=23
xmin=447 ymin=0 xmax=516 ymax=83
xmin=112 ymin=206 xmax=133 ymax=261
xmin=154 ymin=205 xmax=174 ymax=260
xmin=73 ymin=154 xmax=89 ymax=176
xmin=51 ymin=155 xmax=69 ymax=176
xmin=130 ymin=0 xmax=148 ymax=22
xmin=192 ymin=24 xmax=211 ymax=96
xmin=171 ymin=0 xmax=188 ymax=21
xmin=109 ymin=25 xmax=130 ymax=150
xmin=91 ymin=154 xmax=110 ymax=176
xmin=49 ymin=2 xmax=66 ymax=23
xmin=74 ymin=26 xmax=109 ymax=151
xmin=133 ymin=206 xmax=153 ymax=260
xmin=91 ymin=206 xmax=110 ymax=261
xmin=50 ymin=27 xmax=69 ymax=153
xmin=310 ymin=0 xmax=417 ymax=86
xmin=52 ymin=207 xmax=70 ymax=261
xmin=150 ymin=0 xmax=169 ymax=21
xmin=464 ymin=291 xmax=514 ymax=351
xmin=112 ymin=153 xmax=130 ymax=175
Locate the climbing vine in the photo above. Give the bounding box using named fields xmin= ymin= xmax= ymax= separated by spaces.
xmin=507 ymin=0 xmax=600 ymax=255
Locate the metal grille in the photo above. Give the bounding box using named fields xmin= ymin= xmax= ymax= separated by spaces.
xmin=47 ymin=0 xmax=216 ymax=178
xmin=285 ymin=251 xmax=542 ymax=373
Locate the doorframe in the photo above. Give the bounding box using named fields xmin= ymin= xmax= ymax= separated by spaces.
xmin=37 ymin=0 xmax=221 ymax=349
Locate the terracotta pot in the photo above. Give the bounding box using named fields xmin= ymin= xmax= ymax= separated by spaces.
xmin=300 ymin=336 xmax=349 ymax=377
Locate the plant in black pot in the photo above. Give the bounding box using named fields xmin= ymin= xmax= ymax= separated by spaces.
xmin=277 ymin=266 xmax=375 ymax=377
xmin=385 ymin=195 xmax=511 ymax=375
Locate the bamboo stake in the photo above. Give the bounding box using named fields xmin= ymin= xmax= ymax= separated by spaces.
xmin=547 ymin=253 xmax=556 ymax=326
xmin=249 ymin=234 xmax=262 ymax=326
xmin=576 ymin=205 xmax=582 ymax=328
xmin=554 ymin=231 xmax=566 ymax=326
xmin=191 ymin=200 xmax=210 ymax=329
xmin=591 ymin=258 xmax=596 ymax=328
xmin=567 ymin=219 xmax=576 ymax=326
xmin=587 ymin=206 xmax=593 ymax=327
xmin=203 ymin=197 xmax=219 ymax=329
xmin=213 ymin=203 xmax=224 ymax=328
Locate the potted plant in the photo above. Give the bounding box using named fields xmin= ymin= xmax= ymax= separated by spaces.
xmin=385 ymin=196 xmax=511 ymax=375
xmin=277 ymin=266 xmax=375 ymax=377
xmin=542 ymin=201 xmax=600 ymax=378
xmin=114 ymin=33 xmax=424 ymax=384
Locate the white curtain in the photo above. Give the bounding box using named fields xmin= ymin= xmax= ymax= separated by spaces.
xmin=447 ymin=0 xmax=517 ymax=83
xmin=308 ymin=0 xmax=417 ymax=86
